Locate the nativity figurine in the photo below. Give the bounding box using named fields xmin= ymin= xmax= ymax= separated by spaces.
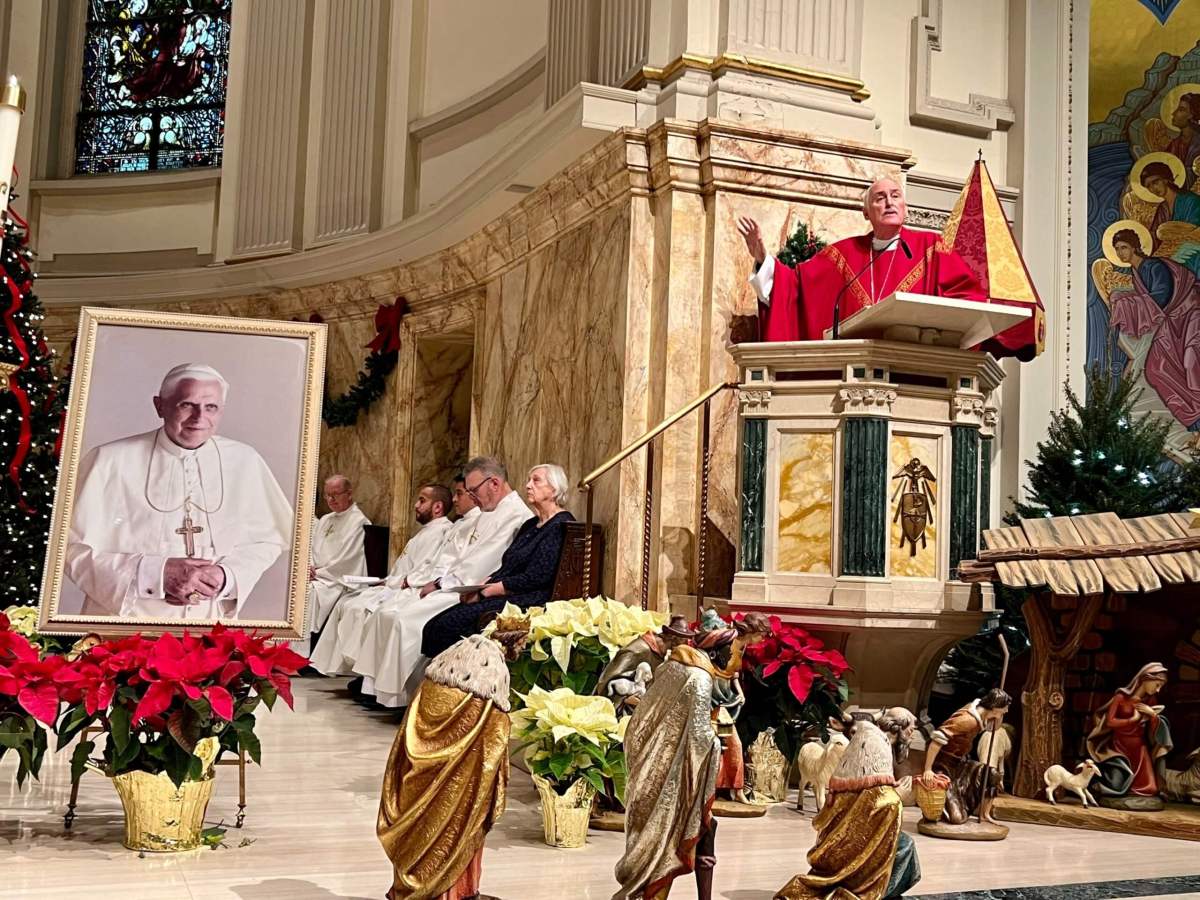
xmin=1086 ymin=661 xmax=1174 ymax=810
xmin=774 ymin=719 xmax=921 ymax=900
xmin=377 ymin=634 xmax=511 ymax=900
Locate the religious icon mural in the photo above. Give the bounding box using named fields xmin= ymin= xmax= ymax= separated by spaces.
xmin=38 ymin=308 xmax=326 ymax=638
xmin=1088 ymin=0 xmax=1200 ymax=464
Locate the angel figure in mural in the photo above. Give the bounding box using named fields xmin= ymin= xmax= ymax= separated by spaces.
xmin=1091 ymin=220 xmax=1200 ymax=443
xmin=1140 ymin=86 xmax=1200 ymax=189
xmin=1125 ymin=155 xmax=1200 ymax=246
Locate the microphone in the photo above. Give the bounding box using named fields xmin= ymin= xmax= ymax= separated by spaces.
xmin=830 ymin=235 xmax=906 ymax=340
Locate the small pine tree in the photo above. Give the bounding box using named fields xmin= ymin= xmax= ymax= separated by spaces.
xmin=0 ymin=209 xmax=66 ymax=606
xmin=775 ymin=222 xmax=827 ymax=268
xmin=1011 ymin=364 xmax=1200 ymax=520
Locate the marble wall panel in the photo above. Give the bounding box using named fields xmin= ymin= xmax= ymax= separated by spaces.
xmin=888 ymin=433 xmax=940 ymax=578
xmin=776 ymin=431 xmax=835 ymax=574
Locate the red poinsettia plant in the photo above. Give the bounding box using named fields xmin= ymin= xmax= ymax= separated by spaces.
xmin=736 ymin=614 xmax=851 ymax=760
xmin=54 ymin=625 xmax=307 ymax=788
xmin=0 ymin=611 xmax=65 ymax=785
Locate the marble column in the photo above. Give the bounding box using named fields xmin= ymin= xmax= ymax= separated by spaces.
xmin=949 ymin=424 xmax=980 ymax=574
xmin=218 ymin=0 xmax=314 ymax=260
xmin=840 ymin=416 xmax=887 ymax=577
xmin=739 ymin=416 xmax=766 ymax=572
xmin=545 ymin=0 xmax=599 ymax=108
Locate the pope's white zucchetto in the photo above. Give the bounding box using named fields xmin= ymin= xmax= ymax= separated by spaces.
xmin=158 ymin=363 xmax=229 ymax=401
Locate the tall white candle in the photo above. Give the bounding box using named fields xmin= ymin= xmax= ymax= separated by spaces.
xmin=0 ymin=76 xmax=27 ymax=217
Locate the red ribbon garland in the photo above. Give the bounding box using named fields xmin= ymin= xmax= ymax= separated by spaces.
xmin=2 ymin=267 xmax=33 ymax=510
xmin=365 ymin=297 xmax=408 ymax=354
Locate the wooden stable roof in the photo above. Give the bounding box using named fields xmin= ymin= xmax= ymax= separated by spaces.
xmin=959 ymin=510 xmax=1200 ymax=596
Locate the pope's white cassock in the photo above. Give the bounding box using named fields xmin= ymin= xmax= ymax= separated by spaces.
xmin=307 ymin=512 xmax=453 ymax=674
xmin=305 ymin=502 xmax=370 ymax=634
xmin=66 ymin=428 xmax=293 ymax=619
xmin=354 ymin=490 xmax=530 ymax=707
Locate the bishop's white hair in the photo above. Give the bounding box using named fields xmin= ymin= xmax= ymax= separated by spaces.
xmin=530 ymin=463 xmax=570 ymax=505
xmin=425 ymin=634 xmax=511 ymax=711
xmin=159 ymin=363 xmax=229 ymax=402
xmin=861 ymin=176 xmax=904 ymax=215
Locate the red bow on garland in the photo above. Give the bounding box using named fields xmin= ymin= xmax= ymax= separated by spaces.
xmin=365 ymin=297 xmax=408 ymax=355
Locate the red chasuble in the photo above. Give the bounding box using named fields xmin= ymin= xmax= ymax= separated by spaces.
xmin=760 ymin=226 xmax=985 ymax=342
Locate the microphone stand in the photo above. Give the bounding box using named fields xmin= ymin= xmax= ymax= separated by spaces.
xmin=830 ymin=235 xmax=912 ymax=340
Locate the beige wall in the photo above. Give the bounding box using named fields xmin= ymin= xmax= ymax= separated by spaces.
xmin=419 ymin=0 xmax=548 ymax=114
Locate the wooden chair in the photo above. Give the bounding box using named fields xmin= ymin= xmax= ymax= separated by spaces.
xmin=363 ymin=523 xmax=390 ymax=578
xmin=549 ymin=521 xmax=604 ymax=600
xmin=64 ymin=726 xmax=249 ymax=829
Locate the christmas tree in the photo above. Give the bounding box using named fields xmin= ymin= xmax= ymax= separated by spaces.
xmin=0 ymin=205 xmax=66 ymax=606
xmin=775 ymin=221 xmax=827 ymax=268
xmin=1011 ymin=364 xmax=1200 ymax=520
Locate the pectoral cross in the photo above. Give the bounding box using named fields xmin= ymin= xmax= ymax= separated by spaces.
xmin=176 ymin=501 xmax=204 ymax=557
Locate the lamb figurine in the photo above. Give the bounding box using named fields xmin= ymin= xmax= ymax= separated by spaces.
xmin=608 ymin=661 xmax=653 ymax=701
xmin=1044 ymin=759 xmax=1101 ymax=807
xmin=795 ymin=719 xmax=851 ymax=813
xmin=1162 ymin=747 xmax=1200 ymax=803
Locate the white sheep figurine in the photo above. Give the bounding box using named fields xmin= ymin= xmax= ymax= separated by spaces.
xmin=1044 ymin=759 xmax=1101 ymax=807
xmin=795 ymin=726 xmax=850 ymax=813
xmin=608 ymin=661 xmax=653 ymax=701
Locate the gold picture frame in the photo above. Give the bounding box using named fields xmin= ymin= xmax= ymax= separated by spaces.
xmin=38 ymin=307 xmax=326 ymax=638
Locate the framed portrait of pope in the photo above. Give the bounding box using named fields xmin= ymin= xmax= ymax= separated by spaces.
xmin=38 ymin=307 xmax=326 ymax=638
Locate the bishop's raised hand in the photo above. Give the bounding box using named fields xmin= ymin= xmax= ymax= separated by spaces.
xmin=736 ymin=215 xmax=767 ymax=264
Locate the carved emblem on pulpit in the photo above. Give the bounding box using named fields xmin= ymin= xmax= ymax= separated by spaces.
xmin=891 ymin=457 xmax=936 ymax=556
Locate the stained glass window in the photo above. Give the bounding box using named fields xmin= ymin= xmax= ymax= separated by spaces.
xmin=74 ymin=0 xmax=232 ymax=175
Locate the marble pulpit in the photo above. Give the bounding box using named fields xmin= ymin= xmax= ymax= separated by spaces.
xmin=729 ymin=338 xmax=1003 ymax=712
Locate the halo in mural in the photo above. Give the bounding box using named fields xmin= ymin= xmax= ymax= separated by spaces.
xmin=1159 ymin=82 xmax=1200 ymax=132
xmin=1129 ymin=151 xmax=1187 ymax=202
xmin=1102 ymin=219 xmax=1152 ymax=265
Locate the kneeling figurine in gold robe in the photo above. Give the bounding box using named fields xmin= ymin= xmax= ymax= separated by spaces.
xmin=775 ymin=720 xmax=921 ymax=900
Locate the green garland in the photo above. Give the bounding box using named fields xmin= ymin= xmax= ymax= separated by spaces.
xmin=775 ymin=221 xmax=827 ymax=268
xmin=322 ymin=349 xmax=398 ymax=428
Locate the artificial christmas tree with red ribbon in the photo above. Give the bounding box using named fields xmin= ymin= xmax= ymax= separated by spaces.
xmin=0 ymin=203 xmax=67 ymax=606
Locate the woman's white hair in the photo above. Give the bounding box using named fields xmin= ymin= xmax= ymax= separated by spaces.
xmin=529 ymin=463 xmax=569 ymax=505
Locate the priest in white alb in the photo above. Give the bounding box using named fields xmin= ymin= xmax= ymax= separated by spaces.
xmin=65 ymin=363 xmax=293 ymax=620
xmin=304 ymin=474 xmax=370 ymax=643
xmin=355 ymin=457 xmax=531 ymax=708
xmin=309 ymin=481 xmax=456 ymax=675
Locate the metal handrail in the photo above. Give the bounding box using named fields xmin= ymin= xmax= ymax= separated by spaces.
xmin=579 ymin=381 xmax=737 ymax=609
xmin=578 ymin=381 xmax=735 ymax=489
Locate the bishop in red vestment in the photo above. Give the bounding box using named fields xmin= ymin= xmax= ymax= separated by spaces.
xmin=740 ymin=178 xmax=985 ymax=342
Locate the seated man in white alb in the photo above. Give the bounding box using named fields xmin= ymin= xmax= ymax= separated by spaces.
xmin=354 ymin=456 xmax=531 ymax=708
xmin=304 ymin=474 xmax=370 ymax=648
xmin=66 ymin=363 xmax=292 ymax=619
xmin=309 ymin=481 xmax=456 ymax=675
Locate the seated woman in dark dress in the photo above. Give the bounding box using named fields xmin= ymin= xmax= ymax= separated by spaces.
xmin=421 ymin=463 xmax=574 ymax=658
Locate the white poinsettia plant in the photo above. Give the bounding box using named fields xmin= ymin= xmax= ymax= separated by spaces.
xmin=484 ymin=597 xmax=666 ymax=701
xmin=510 ymin=686 xmax=629 ymax=801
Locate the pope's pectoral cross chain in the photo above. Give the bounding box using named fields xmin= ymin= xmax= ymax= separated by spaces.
xmin=176 ymin=500 xmax=204 ymax=557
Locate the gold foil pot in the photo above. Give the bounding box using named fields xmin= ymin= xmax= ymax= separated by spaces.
xmin=110 ymin=737 xmax=219 ymax=851
xmin=532 ymin=773 xmax=595 ymax=848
